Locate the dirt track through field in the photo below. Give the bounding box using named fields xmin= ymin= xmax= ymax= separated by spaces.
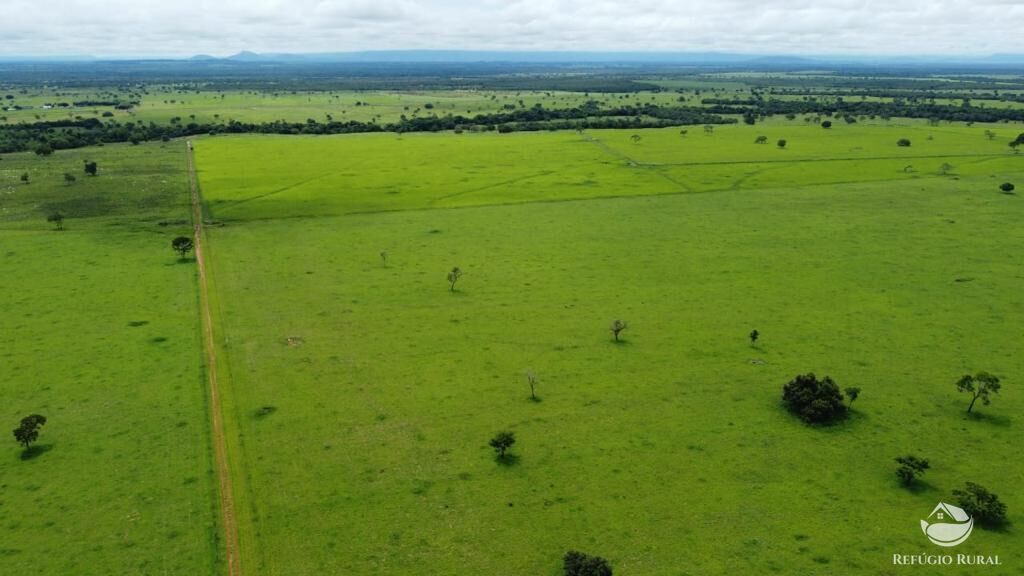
xmin=187 ymin=141 xmax=242 ymax=576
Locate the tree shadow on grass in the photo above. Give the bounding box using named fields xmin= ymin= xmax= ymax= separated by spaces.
xmin=903 ymin=479 xmax=938 ymax=495
xmin=964 ymin=411 xmax=1012 ymax=428
xmin=20 ymin=444 xmax=54 ymax=461
xmin=495 ymin=453 xmax=520 ymax=467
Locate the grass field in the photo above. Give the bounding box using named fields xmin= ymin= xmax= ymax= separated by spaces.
xmin=193 ymin=123 xmax=1024 ymax=574
xmin=0 ymin=143 xmax=221 ymax=574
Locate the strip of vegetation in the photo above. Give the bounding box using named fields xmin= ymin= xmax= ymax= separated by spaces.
xmin=0 ymin=102 xmax=734 ymax=153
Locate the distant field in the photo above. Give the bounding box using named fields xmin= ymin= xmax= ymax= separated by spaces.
xmin=195 ymin=121 xmax=1021 ymax=219
xmin=0 ymin=143 xmax=220 ymax=574
xmin=0 ymin=87 xmax=691 ymax=126
xmin=195 ymin=123 xmax=1024 ymax=574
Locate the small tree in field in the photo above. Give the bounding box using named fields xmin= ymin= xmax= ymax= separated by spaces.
xmin=897 ymin=138 xmax=911 ymax=147
xmin=84 ymin=161 xmax=97 ymax=176
xmin=953 ymin=482 xmax=1007 ymax=527
xmin=984 ymin=129 xmax=995 ymax=141
xmin=609 ymin=320 xmax=627 ymax=342
xmin=447 ymin=266 xmax=463 ymax=291
xmin=13 ymin=414 xmax=46 ymax=450
xmin=749 ymin=329 xmax=759 ymax=345
xmin=379 ymin=250 xmax=388 ymax=266
xmin=63 ymin=173 xmax=76 ymax=185
xmin=999 ymin=182 xmax=1014 ymax=193
xmin=754 ymin=135 xmax=768 ymax=144
xmin=171 ymin=236 xmax=194 ymax=260
xmin=894 ymin=455 xmax=929 ymax=486
xmin=939 ymin=162 xmax=954 ymax=175
xmin=47 ymin=212 xmax=65 ymax=231
xmin=844 ymin=387 xmax=860 ymax=406
xmin=526 ymin=371 xmax=539 ymax=401
xmin=776 ymin=139 xmax=787 ymax=149
xmin=821 ymin=120 xmax=832 ymax=129
xmin=20 ymin=172 xmax=29 ymax=184
xmin=956 ymin=372 xmax=1000 ymax=413
xmin=564 ymin=551 xmax=613 ymax=576
xmin=489 ymin=431 xmax=516 ymax=459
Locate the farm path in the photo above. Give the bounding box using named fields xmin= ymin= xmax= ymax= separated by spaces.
xmin=187 ymin=140 xmax=243 ymax=576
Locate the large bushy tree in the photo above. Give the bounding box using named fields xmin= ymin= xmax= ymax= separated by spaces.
xmin=782 ymin=373 xmax=847 ymax=424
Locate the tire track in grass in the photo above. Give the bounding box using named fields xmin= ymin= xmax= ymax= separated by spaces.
xmin=187 ymin=140 xmax=242 ymax=576
xmin=579 ymin=132 xmax=693 ymax=192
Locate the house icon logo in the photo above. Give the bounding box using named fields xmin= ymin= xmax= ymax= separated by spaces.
xmin=921 ymin=502 xmax=974 ymax=547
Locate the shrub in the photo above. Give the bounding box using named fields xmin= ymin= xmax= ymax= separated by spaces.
xmin=782 ymin=373 xmax=847 ymax=424
xmin=953 ymin=482 xmax=1007 ymax=526
xmin=897 ymin=138 xmax=911 ymax=147
xmin=999 ymin=182 xmax=1014 ymax=193
xmin=564 ymin=551 xmax=612 ymax=576
xmin=894 ymin=455 xmax=929 ymax=486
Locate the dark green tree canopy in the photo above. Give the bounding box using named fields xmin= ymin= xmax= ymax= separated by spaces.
xmin=13 ymin=414 xmax=47 ymax=450
xmin=564 ymin=551 xmax=613 ymax=576
xmin=489 ymin=431 xmax=516 ymax=459
xmin=956 ymin=372 xmax=1001 ymax=413
xmin=953 ymin=482 xmax=1007 ymax=527
xmin=894 ymin=455 xmax=929 ymax=486
xmin=782 ymin=373 xmax=847 ymax=424
xmin=171 ymin=236 xmax=194 ymax=259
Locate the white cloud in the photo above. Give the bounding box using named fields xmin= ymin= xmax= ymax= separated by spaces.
xmin=1 ymin=0 xmax=1021 ymax=56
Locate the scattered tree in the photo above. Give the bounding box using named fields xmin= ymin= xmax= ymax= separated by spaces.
xmin=379 ymin=250 xmax=388 ymax=266
xmin=821 ymin=120 xmax=832 ymax=128
xmin=564 ymin=551 xmax=613 ymax=576
xmin=47 ymin=212 xmax=65 ymax=231
xmin=489 ymin=431 xmax=516 ymax=459
xmin=84 ymin=161 xmax=97 ymax=176
xmin=703 ymin=124 xmax=714 ymax=135
xmin=844 ymin=387 xmax=861 ymax=406
xmin=897 ymin=138 xmax=912 ymax=147
xmin=754 ymin=135 xmax=768 ymax=144
xmin=447 ymin=266 xmax=463 ymax=291
xmin=12 ymin=414 xmax=46 ymax=450
xmin=749 ymin=329 xmax=759 ymax=345
xmin=984 ymin=129 xmax=995 ymax=141
xmin=63 ymin=173 xmax=76 ymax=185
xmin=171 ymin=236 xmax=194 ymax=260
xmin=894 ymin=455 xmax=930 ymax=486
xmin=939 ymin=162 xmax=954 ymax=175
xmin=956 ymin=371 xmax=1000 ymax=413
xmin=19 ymin=172 xmax=29 ymax=184
xmin=999 ymin=182 xmax=1014 ymax=193
xmin=526 ymin=371 xmax=539 ymax=401
xmin=782 ymin=373 xmax=847 ymax=424
xmin=609 ymin=320 xmax=628 ymax=342
xmin=777 ymin=139 xmax=787 ymax=149
xmin=953 ymin=482 xmax=1007 ymax=526
xmin=630 ymin=134 xmax=642 ymax=144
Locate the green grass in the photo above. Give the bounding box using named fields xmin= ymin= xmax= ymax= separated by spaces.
xmin=196 ymin=123 xmax=1024 ymax=574
xmin=0 ymin=142 xmax=220 ymax=574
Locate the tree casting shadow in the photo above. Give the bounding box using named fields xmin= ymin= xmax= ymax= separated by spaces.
xmin=495 ymin=453 xmax=520 ymax=467
xmin=20 ymin=444 xmax=54 ymax=461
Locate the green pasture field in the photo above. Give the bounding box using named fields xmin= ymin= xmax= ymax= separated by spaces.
xmin=194 ymin=122 xmax=1023 ymax=574
xmin=0 ymin=87 xmax=688 ymax=126
xmin=0 ymin=143 xmax=220 ymax=574
xmin=195 ymin=121 xmax=1021 ymax=219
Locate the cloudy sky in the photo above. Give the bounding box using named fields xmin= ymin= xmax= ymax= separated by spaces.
xmin=2 ymin=0 xmax=1021 ymax=57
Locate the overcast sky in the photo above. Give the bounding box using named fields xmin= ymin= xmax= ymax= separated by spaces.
xmin=2 ymin=0 xmax=1022 ymax=57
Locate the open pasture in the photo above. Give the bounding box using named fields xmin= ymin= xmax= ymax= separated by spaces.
xmin=194 ymin=122 xmax=1023 ymax=574
xmin=0 ymin=143 xmax=220 ymax=575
